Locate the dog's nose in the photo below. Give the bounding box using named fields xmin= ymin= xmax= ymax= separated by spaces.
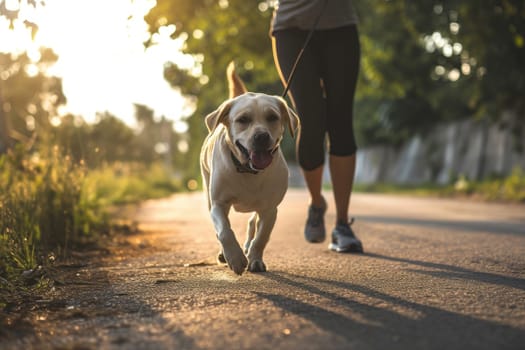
xmin=253 ymin=132 xmax=271 ymax=149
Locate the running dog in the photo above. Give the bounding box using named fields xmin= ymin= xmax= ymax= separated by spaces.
xmin=200 ymin=62 xmax=299 ymax=275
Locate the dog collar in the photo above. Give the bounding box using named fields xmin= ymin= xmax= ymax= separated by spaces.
xmin=230 ymin=151 xmax=259 ymax=175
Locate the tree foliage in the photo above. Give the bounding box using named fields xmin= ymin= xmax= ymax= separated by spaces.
xmin=0 ymin=49 xmax=66 ymax=151
xmin=355 ymin=0 xmax=525 ymax=146
xmin=0 ymin=0 xmax=43 ymax=35
xmin=50 ymin=105 xmax=182 ymax=169
xmin=3 ymin=0 xmax=522 ymax=179
xmin=145 ymin=0 xmax=281 ymax=179
xmin=0 ymin=2 xmax=184 ymax=172
xmin=146 ymin=0 xmax=524 ymax=176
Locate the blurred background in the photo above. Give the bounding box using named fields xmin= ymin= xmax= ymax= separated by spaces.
xmin=2 ymin=0 xmax=524 ymax=190
xmin=1 ymin=0 xmax=524 ymax=187
xmin=1 ymin=1 xmax=524 ymax=280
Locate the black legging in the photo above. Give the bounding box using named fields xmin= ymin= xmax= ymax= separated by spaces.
xmin=273 ymin=25 xmax=360 ymax=170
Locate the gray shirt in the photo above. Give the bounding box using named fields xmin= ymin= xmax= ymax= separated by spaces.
xmin=271 ymin=0 xmax=358 ymax=34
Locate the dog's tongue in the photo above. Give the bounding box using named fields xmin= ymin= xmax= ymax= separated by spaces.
xmin=250 ymin=150 xmax=273 ymax=170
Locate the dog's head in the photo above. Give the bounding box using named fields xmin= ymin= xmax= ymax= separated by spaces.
xmin=204 ymin=62 xmax=299 ymax=171
xmin=205 ymin=92 xmax=299 ymax=171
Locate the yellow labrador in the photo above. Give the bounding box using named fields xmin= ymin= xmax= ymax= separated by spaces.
xmin=200 ymin=62 xmax=299 ymax=275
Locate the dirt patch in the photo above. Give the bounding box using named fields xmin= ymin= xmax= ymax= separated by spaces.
xmin=0 ymin=221 xmax=164 ymax=343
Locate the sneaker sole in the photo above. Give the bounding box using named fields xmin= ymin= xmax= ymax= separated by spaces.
xmin=329 ymin=243 xmax=364 ymax=253
xmin=305 ymin=236 xmax=326 ymax=243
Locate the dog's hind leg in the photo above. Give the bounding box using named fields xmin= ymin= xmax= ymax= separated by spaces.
xmin=244 ymin=213 xmax=257 ymax=253
xmin=247 ymin=208 xmax=277 ymax=273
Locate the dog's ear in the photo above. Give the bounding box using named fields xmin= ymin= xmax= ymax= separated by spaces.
xmin=277 ymin=97 xmax=300 ymax=138
xmin=205 ymin=99 xmax=234 ymax=132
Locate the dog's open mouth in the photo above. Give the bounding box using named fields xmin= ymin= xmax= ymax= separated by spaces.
xmin=250 ymin=150 xmax=273 ymax=170
xmin=235 ymin=140 xmax=274 ymax=170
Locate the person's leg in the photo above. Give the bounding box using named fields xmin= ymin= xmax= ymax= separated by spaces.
xmin=329 ymin=153 xmax=362 ymax=252
xmin=272 ymin=30 xmax=327 ymax=241
xmin=272 ymin=30 xmax=326 ymax=169
xmin=318 ymin=25 xmax=360 ymax=226
xmin=319 ymin=25 xmax=363 ymax=252
xmin=329 ymin=154 xmax=356 ymax=224
xmin=302 ymin=166 xmax=324 ymax=207
xmin=272 ymin=30 xmax=326 ymax=206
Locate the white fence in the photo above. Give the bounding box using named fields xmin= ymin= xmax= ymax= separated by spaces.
xmin=355 ymin=116 xmax=525 ymax=185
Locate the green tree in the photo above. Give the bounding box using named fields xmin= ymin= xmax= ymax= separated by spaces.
xmin=1 ymin=0 xmax=66 ymax=153
xmin=355 ymin=0 xmax=524 ymax=146
xmin=0 ymin=49 xmax=66 ymax=151
xmin=146 ymin=0 xmax=525 ymax=166
xmin=146 ymin=1 xmax=280 ymax=180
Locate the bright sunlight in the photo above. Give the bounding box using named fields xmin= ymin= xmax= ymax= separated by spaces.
xmin=0 ymin=0 xmax=193 ymax=127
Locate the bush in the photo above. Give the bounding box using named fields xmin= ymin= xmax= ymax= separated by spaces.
xmin=84 ymin=162 xmax=182 ymax=206
xmin=1 ymin=145 xmax=183 ymax=298
xmin=0 ymin=145 xmax=107 ymax=283
xmin=355 ymin=168 xmax=525 ymax=203
xmin=476 ymin=168 xmax=525 ymax=202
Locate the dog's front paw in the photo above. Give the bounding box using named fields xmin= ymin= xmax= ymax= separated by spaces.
xmin=248 ymin=259 xmax=267 ymax=273
xmin=223 ymin=246 xmax=248 ymax=275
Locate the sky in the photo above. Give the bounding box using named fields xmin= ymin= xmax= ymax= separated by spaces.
xmin=0 ymin=0 xmax=193 ymax=131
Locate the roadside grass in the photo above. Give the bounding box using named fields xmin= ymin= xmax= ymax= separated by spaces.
xmin=84 ymin=162 xmax=182 ymax=206
xmin=354 ymin=167 xmax=525 ymax=203
xmin=0 ymin=146 xmax=181 ymax=308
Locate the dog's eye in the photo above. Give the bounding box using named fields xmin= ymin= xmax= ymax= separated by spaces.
xmin=267 ymin=114 xmax=279 ymax=123
xmin=236 ymin=115 xmax=251 ymax=125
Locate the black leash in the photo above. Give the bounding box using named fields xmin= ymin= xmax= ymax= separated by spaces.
xmin=281 ymin=0 xmax=329 ymax=99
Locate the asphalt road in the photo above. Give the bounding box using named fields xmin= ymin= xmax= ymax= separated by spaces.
xmin=3 ymin=189 xmax=525 ymax=349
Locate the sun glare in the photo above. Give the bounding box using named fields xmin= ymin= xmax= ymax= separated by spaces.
xmin=0 ymin=17 xmax=33 ymax=54
xmin=0 ymin=0 xmax=194 ymax=128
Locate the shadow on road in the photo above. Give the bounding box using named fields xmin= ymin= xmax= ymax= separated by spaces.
xmin=1 ymin=267 xmax=200 ymax=349
xmin=366 ymin=253 xmax=525 ymax=291
xmin=259 ymin=271 xmax=524 ymax=349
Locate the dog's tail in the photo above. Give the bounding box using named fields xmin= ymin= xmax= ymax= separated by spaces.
xmin=227 ymin=61 xmax=247 ymax=98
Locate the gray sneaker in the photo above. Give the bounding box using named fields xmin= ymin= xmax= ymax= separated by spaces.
xmin=329 ymin=218 xmax=364 ymax=253
xmin=304 ymin=198 xmax=327 ymax=243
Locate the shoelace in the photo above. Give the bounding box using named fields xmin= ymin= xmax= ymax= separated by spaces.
xmin=336 ymin=217 xmax=355 ymax=227
xmin=336 ymin=218 xmax=357 ymax=237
